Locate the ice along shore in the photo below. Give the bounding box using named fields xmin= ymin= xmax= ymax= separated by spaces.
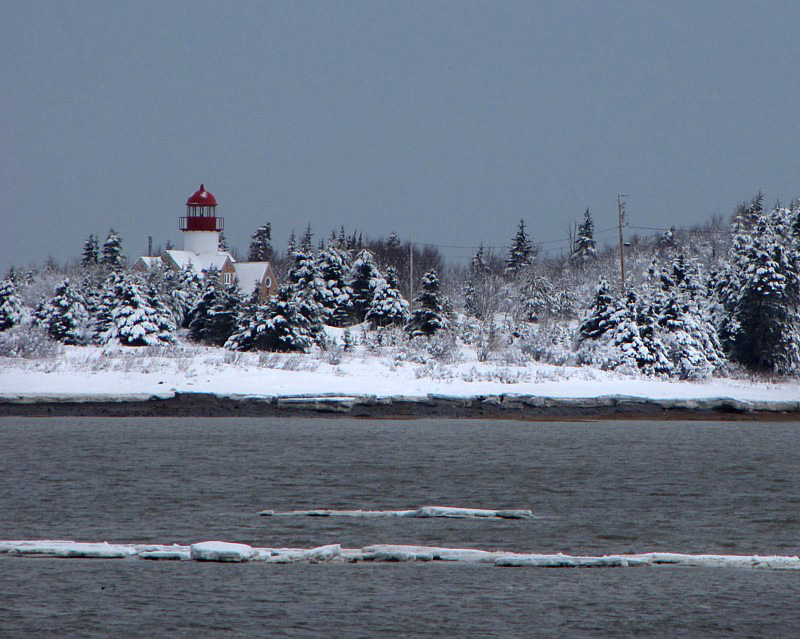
xmin=1 ymin=390 xmax=799 ymax=419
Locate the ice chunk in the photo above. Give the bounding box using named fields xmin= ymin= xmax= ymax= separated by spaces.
xmin=3 ymin=540 xmax=137 ymax=559
xmin=259 ymin=506 xmax=533 ymax=519
xmin=189 ymin=541 xmax=255 ymax=562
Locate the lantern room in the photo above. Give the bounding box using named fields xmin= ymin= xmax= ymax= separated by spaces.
xmin=180 ymin=184 xmax=224 ymax=254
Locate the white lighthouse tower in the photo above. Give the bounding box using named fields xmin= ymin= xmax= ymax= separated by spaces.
xmin=180 ymin=184 xmax=223 ymax=254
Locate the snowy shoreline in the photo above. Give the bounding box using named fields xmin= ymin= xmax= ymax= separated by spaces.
xmin=1 ymin=390 xmax=799 ymax=419
xmin=2 ymin=345 xmax=799 ymax=419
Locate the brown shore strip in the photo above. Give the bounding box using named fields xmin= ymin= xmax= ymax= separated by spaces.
xmin=1 ymin=392 xmax=799 ymax=420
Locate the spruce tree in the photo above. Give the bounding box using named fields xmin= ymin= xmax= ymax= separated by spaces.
xmin=90 ymin=272 xmax=124 ymax=343
xmin=248 ymin=223 xmax=273 ymax=261
xmin=82 ymin=235 xmax=99 ymax=267
xmin=0 ymin=279 xmax=25 ymax=331
xmin=349 ymin=250 xmax=385 ymax=323
xmin=225 ymin=285 xmax=315 ymax=353
xmin=505 ymin=219 xmax=534 ymax=277
xmin=727 ymin=211 xmax=800 ymax=373
xmin=100 ymin=228 xmax=124 ymax=270
xmin=104 ymin=276 xmax=176 ymax=346
xmin=405 ymin=270 xmax=447 ymax=337
xmin=570 ymin=209 xmax=597 ymax=265
xmin=316 ymin=245 xmax=353 ymax=326
xmin=366 ymin=266 xmax=409 ymax=328
xmin=579 ymin=279 xmax=616 ymax=340
xmin=39 ymin=278 xmax=89 ymax=345
xmin=188 ymin=268 xmax=240 ymax=345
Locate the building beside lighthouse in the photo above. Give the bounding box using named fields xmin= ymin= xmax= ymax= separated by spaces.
xmin=132 ymin=184 xmax=276 ymax=300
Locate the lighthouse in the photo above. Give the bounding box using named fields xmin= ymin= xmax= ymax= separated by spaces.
xmin=180 ymin=184 xmax=223 ymax=254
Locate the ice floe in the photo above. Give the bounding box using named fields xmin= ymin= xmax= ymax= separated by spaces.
xmin=2 ymin=540 xmax=799 ymax=570
xmin=258 ymin=506 xmax=534 ymax=519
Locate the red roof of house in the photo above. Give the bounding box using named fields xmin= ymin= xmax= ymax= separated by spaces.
xmin=186 ymin=184 xmax=217 ymax=207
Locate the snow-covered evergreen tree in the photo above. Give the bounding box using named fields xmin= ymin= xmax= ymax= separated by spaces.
xmin=505 ymin=219 xmax=534 ymax=277
xmin=287 ymin=248 xmax=326 ymax=339
xmin=166 ymin=265 xmax=201 ymax=327
xmin=100 ymin=228 xmax=124 ymax=270
xmin=225 ymin=285 xmax=315 ymax=352
xmin=366 ymin=266 xmax=409 ymax=328
xmin=725 ymin=210 xmax=800 ymax=373
xmin=103 ymin=276 xmax=176 ymax=346
xmin=300 ymin=224 xmax=314 ymax=253
xmin=218 ymin=231 xmax=229 ymax=254
xmin=608 ymin=291 xmax=672 ymax=376
xmin=579 ymin=279 xmax=616 ymax=340
xmin=248 ymin=223 xmax=273 ymax=262
xmin=316 ymin=244 xmax=353 ymax=326
xmin=81 ymin=235 xmax=99 ymax=267
xmin=90 ymin=272 xmax=123 ymax=343
xmin=570 ymin=208 xmax=597 ymax=265
xmin=188 ymin=268 xmax=241 ymax=346
xmin=349 ymin=250 xmax=385 ymax=323
xmin=38 ymin=278 xmax=89 ymax=344
xmin=0 ymin=279 xmax=25 ymax=331
xmin=519 ymin=273 xmax=555 ymax=322
xmin=405 ymin=270 xmax=447 ymax=337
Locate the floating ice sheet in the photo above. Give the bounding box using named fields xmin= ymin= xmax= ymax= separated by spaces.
xmin=258 ymin=506 xmax=534 ymax=519
xmin=2 ymin=540 xmax=798 ymax=570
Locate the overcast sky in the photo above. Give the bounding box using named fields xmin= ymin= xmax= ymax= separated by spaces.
xmin=2 ymin=0 xmax=799 ymax=271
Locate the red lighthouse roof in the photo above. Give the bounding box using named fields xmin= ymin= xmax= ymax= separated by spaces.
xmin=186 ymin=184 xmax=217 ymax=207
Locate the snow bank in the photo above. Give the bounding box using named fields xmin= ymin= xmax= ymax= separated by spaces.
xmin=2 ymin=344 xmax=800 ymax=416
xmin=259 ymin=506 xmax=534 ymax=519
xmin=3 ymin=540 xmax=798 ymax=570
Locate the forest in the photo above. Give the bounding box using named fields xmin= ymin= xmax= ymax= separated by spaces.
xmin=1 ymin=192 xmax=799 ymax=381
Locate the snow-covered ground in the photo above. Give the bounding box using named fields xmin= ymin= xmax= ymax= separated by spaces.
xmin=1 ymin=539 xmax=798 ymax=570
xmin=0 ymin=343 xmax=798 ymax=405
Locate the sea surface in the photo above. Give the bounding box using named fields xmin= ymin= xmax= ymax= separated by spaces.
xmin=1 ymin=417 xmax=799 ymax=638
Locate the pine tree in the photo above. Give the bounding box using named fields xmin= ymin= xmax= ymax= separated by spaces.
xmin=166 ymin=265 xmax=201 ymax=327
xmin=204 ymin=284 xmax=242 ymax=347
xmin=727 ymin=211 xmax=800 ymax=373
xmin=300 ymin=224 xmax=314 ymax=253
xmin=100 ymin=228 xmax=124 ymax=270
xmin=188 ymin=268 xmax=239 ymax=345
xmin=248 ymin=223 xmax=273 ymax=262
xmin=505 ymin=219 xmax=534 ymax=277
xmin=316 ymin=244 xmax=353 ymax=326
xmin=0 ymin=279 xmax=25 ymax=331
xmin=225 ymin=285 xmax=315 ymax=352
xmin=103 ymin=276 xmax=176 ymax=346
xmin=38 ymin=278 xmax=89 ymax=344
xmin=570 ymin=209 xmax=597 ymax=265
xmin=82 ymin=235 xmax=99 ymax=267
xmin=90 ymin=272 xmax=124 ymax=343
xmin=405 ymin=270 xmax=447 ymax=337
xmin=579 ymin=279 xmax=616 ymax=340
xmin=366 ymin=266 xmax=409 ymax=328
xmin=286 ymin=230 xmax=297 ymax=256
xmin=218 ymin=231 xmax=229 ymax=254
xmin=349 ymin=250 xmax=385 ymax=323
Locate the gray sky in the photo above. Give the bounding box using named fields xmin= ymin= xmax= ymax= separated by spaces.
xmin=2 ymin=0 xmax=799 ymax=271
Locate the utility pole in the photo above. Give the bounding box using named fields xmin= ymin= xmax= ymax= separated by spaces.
xmin=409 ymin=240 xmax=414 ymax=306
xmin=617 ymin=194 xmax=627 ymax=291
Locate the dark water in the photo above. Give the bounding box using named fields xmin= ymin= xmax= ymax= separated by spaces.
xmin=1 ymin=417 xmax=799 ymax=637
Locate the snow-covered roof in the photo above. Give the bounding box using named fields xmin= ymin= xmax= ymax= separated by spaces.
xmin=164 ymin=250 xmax=234 ymax=275
xmin=135 ymin=256 xmax=162 ymax=267
xmin=233 ymin=262 xmax=271 ymax=291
